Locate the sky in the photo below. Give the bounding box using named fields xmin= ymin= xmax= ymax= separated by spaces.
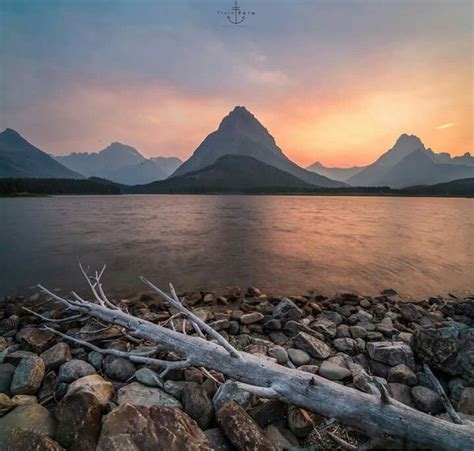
xmin=0 ymin=0 xmax=472 ymax=167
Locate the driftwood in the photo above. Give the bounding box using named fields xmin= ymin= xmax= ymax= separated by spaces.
xmin=32 ymin=267 xmax=473 ymax=451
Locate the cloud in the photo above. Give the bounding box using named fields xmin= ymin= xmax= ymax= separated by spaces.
xmin=436 ymin=123 xmax=457 ymax=130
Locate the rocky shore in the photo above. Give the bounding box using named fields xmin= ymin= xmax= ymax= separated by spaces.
xmin=0 ymin=287 xmax=473 ymax=450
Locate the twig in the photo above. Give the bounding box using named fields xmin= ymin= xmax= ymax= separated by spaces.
xmin=327 ymin=431 xmax=357 ymax=450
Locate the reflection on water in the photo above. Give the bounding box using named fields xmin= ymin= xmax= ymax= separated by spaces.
xmin=0 ymin=195 xmax=472 ymax=298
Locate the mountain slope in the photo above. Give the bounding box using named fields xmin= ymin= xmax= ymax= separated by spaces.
xmin=56 ymin=144 xmax=182 ymax=184
xmin=401 ymin=178 xmax=474 ymax=196
xmin=382 ymin=149 xmax=474 ymax=188
xmin=307 ymin=162 xmax=365 ymax=182
xmin=172 ymin=106 xmax=345 ymax=188
xmin=131 ymin=154 xmax=314 ymax=193
xmin=0 ymin=129 xmax=81 ymax=179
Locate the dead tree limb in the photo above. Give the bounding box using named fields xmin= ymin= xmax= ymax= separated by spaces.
xmin=34 ymin=271 xmax=473 ymax=451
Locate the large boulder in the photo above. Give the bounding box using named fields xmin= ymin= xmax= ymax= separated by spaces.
xmin=6 ymin=430 xmax=64 ymax=451
xmin=293 ymin=332 xmax=331 ymax=359
xmin=117 ymin=382 xmax=182 ymax=409
xmin=54 ymin=390 xmax=102 ymax=451
xmin=96 ymin=404 xmax=211 ymax=451
xmin=414 ymin=324 xmax=474 ymax=383
xmin=217 ymin=401 xmax=276 ymax=451
xmin=10 ymin=357 xmax=45 ymax=395
xmin=0 ymin=404 xmax=55 ymax=449
xmin=367 ymin=342 xmax=415 ymax=368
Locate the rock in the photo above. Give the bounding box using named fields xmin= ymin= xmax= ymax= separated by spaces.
xmin=54 ymin=390 xmax=102 ymax=451
xmin=40 ymin=343 xmax=71 ymax=371
xmin=249 ymin=400 xmax=287 ymax=427
xmin=213 ymin=380 xmax=253 ymax=410
xmin=399 ymin=332 xmax=414 ymax=345
xmin=182 ymin=382 xmax=214 ymax=430
xmin=0 ymin=394 xmax=15 ymax=417
xmin=268 ymin=331 xmax=289 ymax=346
xmin=311 ymin=317 xmax=337 ymax=339
xmin=204 ymin=429 xmax=233 ymax=451
xmin=66 ymin=374 xmax=114 ymax=406
xmin=367 ymin=342 xmax=415 ymax=368
xmin=58 ymin=359 xmax=96 ymax=383
xmin=287 ymin=348 xmax=310 ymax=366
xmin=97 ymin=404 xmax=211 ymax=450
xmin=217 ymin=401 xmax=276 ymax=451
xmin=411 ymin=386 xmax=443 ymax=414
xmin=333 ymin=338 xmax=357 ymax=355
xmin=319 ymin=361 xmax=352 ymax=381
xmin=414 ymin=324 xmax=474 ymax=383
xmin=164 ymin=380 xmax=187 ymax=400
xmin=11 ymin=394 xmax=37 ymax=406
xmin=349 ymin=363 xmax=378 ymax=394
xmin=185 ymin=367 xmax=205 ymax=384
xmin=104 ymin=357 xmax=135 ymax=381
xmin=350 ymin=326 xmax=367 ymax=339
xmin=387 ymin=383 xmax=413 ymax=407
xmin=117 ymin=382 xmax=182 ymax=408
xmin=448 ymin=378 xmax=466 ymax=403
xmin=5 ymin=350 xmax=37 ymax=366
xmin=0 ymin=404 xmax=55 ymax=450
xmin=6 ymin=429 xmax=64 ymax=451
xmin=87 ymin=351 xmax=103 ymax=370
xmin=273 ymin=298 xmax=303 ymax=323
xmin=268 ymin=346 xmax=288 ymax=364
xmin=265 ymin=424 xmax=298 ymax=450
xmin=388 ymin=364 xmax=417 ymax=386
xmin=10 ymin=357 xmax=45 ymax=395
xmin=370 ymin=359 xmax=391 ymax=378
xmin=135 ymin=368 xmax=163 ymax=387
xmin=240 ymin=312 xmax=264 ymax=324
xmin=458 ymin=387 xmax=474 ymax=415
xmin=336 ymin=324 xmax=351 ymax=338
xmin=0 ymin=364 xmax=15 ymax=395
xmin=293 ymin=332 xmax=331 ymax=359
xmin=287 ymin=405 xmax=313 ymax=438
xmin=16 ymin=328 xmax=55 ymax=353
xmin=400 ymin=304 xmax=422 ymax=322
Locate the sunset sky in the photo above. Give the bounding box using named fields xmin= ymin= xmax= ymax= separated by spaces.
xmin=0 ymin=0 xmax=472 ymax=167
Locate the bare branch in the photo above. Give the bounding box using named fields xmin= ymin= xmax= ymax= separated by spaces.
xmin=326 ymin=431 xmax=357 ymax=450
xmin=22 ymin=306 xmax=86 ymax=324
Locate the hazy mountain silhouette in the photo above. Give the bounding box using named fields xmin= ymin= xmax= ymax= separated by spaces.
xmin=131 ymin=154 xmax=314 ymax=193
xmin=56 ymin=144 xmax=182 ymax=184
xmin=0 ymin=128 xmax=81 ymax=179
xmin=171 ymin=106 xmax=345 ymax=187
xmin=307 ymin=161 xmax=365 ymax=182
xmin=347 ymin=134 xmax=474 ymax=187
xmin=381 ymin=149 xmax=474 ymax=188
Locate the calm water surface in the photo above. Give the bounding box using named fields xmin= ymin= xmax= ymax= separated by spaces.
xmin=0 ymin=195 xmax=472 ymax=298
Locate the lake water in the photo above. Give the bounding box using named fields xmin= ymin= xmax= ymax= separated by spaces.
xmin=0 ymin=195 xmax=473 ymax=299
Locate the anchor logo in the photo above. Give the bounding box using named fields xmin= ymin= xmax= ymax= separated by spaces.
xmin=217 ymin=1 xmax=255 ymax=26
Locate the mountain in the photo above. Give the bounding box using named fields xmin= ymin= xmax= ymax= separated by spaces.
xmin=347 ymin=134 xmax=474 ymax=187
xmin=0 ymin=129 xmax=82 ymax=179
xmin=401 ymin=178 xmax=474 ymax=196
xmin=56 ymin=144 xmax=182 ymax=185
xmin=307 ymin=161 xmax=365 ymax=182
xmin=380 ymin=149 xmax=474 ymax=188
xmin=171 ymin=106 xmax=345 ymax=187
xmin=131 ymin=154 xmax=314 ymax=193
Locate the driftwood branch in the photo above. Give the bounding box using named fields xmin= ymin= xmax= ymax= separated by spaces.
xmin=34 ymin=268 xmax=474 ymax=451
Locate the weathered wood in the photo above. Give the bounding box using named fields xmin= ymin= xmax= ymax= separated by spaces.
xmin=37 ymin=283 xmax=474 ymax=451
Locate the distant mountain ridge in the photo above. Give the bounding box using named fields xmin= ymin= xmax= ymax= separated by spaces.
xmin=132 ymin=154 xmax=314 ymax=193
xmin=0 ymin=128 xmax=81 ymax=179
xmin=171 ymin=106 xmax=345 ymax=188
xmin=56 ymin=144 xmax=182 ymax=185
xmin=306 ymin=162 xmax=364 ymax=182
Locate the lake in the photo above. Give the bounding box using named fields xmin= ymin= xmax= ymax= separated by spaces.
xmin=0 ymin=195 xmax=473 ymax=299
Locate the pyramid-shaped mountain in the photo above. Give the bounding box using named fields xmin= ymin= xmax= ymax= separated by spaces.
xmin=0 ymin=128 xmax=81 ymax=179
xmin=171 ymin=106 xmax=345 ymax=187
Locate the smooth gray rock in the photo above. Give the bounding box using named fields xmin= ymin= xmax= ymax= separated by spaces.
xmin=58 ymin=359 xmax=96 ymax=383
xmin=319 ymin=361 xmax=351 ymax=381
xmin=287 ymin=348 xmax=310 ymax=366
xmin=117 ymin=382 xmax=182 ymax=408
xmin=411 ymin=386 xmax=444 ymax=414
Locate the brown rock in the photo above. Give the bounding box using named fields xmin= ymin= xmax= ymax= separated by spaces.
xmin=7 ymin=430 xmax=64 ymax=451
xmin=54 ymin=391 xmax=102 ymax=451
xmin=293 ymin=332 xmax=331 ymax=359
xmin=217 ymin=401 xmax=276 ymax=451
xmin=182 ymin=382 xmax=214 ymax=430
xmin=240 ymin=312 xmax=265 ymax=325
xmin=10 ymin=357 xmax=45 ymax=395
xmin=97 ymin=403 xmax=211 ymax=451
xmin=40 ymin=343 xmax=71 ymax=371
xmin=66 ymin=374 xmax=114 ymax=406
xmin=458 ymin=387 xmax=474 ymax=415
xmin=16 ymin=328 xmax=56 ymax=353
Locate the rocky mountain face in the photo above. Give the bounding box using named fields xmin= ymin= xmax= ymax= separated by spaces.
xmin=347 ymin=134 xmax=474 ymax=187
xmin=56 ymin=144 xmax=182 ymax=185
xmin=131 ymin=154 xmax=313 ymax=194
xmin=307 ymin=162 xmax=365 ymax=182
xmin=171 ymin=106 xmax=345 ymax=188
xmin=0 ymin=129 xmax=81 ymax=179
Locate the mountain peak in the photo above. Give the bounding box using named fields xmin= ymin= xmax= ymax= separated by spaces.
xmin=100 ymin=142 xmax=143 ymax=158
xmin=1 ymin=128 xmax=22 ymax=139
xmin=394 ymin=134 xmax=424 ymax=150
xmin=218 ymin=106 xmax=265 ymax=132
